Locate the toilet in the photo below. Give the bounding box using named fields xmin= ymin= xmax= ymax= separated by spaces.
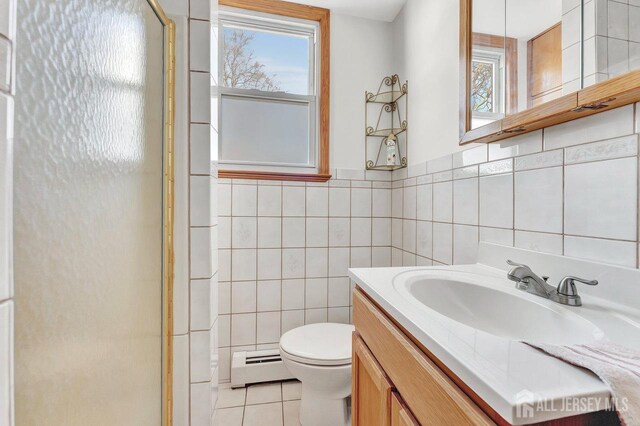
xmin=280 ymin=323 xmax=355 ymax=426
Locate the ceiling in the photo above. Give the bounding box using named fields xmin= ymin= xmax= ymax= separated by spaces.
xmin=292 ymin=0 xmax=407 ymax=22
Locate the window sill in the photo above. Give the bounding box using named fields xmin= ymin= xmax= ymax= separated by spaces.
xmin=218 ymin=169 xmax=332 ymax=182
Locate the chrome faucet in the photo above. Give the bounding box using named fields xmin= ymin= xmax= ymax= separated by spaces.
xmin=506 ymin=260 xmax=598 ymax=306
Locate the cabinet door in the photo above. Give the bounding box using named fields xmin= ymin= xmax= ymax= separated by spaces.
xmin=353 ymin=289 xmax=495 ymax=425
xmin=527 ymin=23 xmax=563 ymax=107
xmin=391 ymin=392 xmax=420 ymax=426
xmin=352 ymin=333 xmax=393 ymax=426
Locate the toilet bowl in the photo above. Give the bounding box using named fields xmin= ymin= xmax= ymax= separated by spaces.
xmin=280 ymin=323 xmax=355 ymax=426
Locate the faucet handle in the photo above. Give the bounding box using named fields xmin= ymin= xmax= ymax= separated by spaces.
xmin=507 ymin=259 xmax=528 ymax=268
xmin=557 ymin=276 xmax=598 ymax=296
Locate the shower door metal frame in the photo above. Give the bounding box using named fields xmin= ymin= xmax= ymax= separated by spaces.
xmin=146 ymin=1 xmax=176 ymax=425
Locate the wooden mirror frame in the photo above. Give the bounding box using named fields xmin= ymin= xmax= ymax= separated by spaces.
xmin=460 ymin=0 xmax=640 ymax=146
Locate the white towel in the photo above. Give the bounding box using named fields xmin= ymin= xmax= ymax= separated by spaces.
xmin=527 ymin=342 xmax=640 ymax=426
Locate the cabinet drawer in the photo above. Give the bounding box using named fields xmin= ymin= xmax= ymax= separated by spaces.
xmin=353 ymin=288 xmax=495 ymax=426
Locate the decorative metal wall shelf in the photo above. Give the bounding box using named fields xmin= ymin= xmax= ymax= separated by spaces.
xmin=365 ymin=75 xmax=408 ymax=171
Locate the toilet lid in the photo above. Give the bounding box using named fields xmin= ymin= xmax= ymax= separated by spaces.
xmin=280 ymin=323 xmax=355 ymax=366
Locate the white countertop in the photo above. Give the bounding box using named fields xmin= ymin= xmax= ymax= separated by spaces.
xmin=349 ymin=243 xmax=640 ymax=425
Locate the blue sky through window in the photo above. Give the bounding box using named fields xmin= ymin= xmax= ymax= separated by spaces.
xmin=224 ymin=26 xmax=310 ymax=95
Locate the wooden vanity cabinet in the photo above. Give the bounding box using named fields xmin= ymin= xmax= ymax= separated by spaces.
xmin=352 ymin=335 xmax=393 ymax=425
xmin=391 ymin=392 xmax=420 ymax=426
xmin=352 ymin=287 xmax=620 ymax=426
xmin=352 ymin=288 xmax=494 ymax=426
xmin=352 ymin=333 xmax=421 ymax=426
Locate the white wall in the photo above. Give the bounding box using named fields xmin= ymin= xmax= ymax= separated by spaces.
xmin=329 ymin=13 xmax=394 ymax=171
xmin=392 ymin=0 xmax=478 ymax=164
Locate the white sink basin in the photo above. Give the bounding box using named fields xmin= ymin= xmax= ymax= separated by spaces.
xmin=393 ymin=270 xmax=604 ymax=345
xmin=350 ymin=243 xmax=640 ymax=424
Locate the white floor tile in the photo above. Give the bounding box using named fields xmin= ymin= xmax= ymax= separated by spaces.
xmin=217 ymin=384 xmax=247 ymax=408
xmin=283 ymin=400 xmax=301 ymax=426
xmin=243 ymin=402 xmax=283 ymax=426
xmin=213 ymin=406 xmax=244 ymax=426
xmin=281 ymin=380 xmax=301 ymax=401
xmin=245 ymin=382 xmax=282 ymax=405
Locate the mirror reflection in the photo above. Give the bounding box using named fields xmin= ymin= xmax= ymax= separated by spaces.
xmin=506 ymin=0 xmax=569 ymax=110
xmin=582 ymin=0 xmax=640 ymax=86
xmin=471 ymin=0 xmax=506 ymax=129
xmin=470 ymin=0 xmax=640 ymax=130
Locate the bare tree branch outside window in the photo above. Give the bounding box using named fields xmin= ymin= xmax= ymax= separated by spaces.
xmin=471 ymin=61 xmax=494 ymax=112
xmin=224 ymin=29 xmax=281 ymax=91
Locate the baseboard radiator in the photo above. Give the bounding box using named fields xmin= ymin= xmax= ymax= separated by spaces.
xmin=231 ymin=349 xmax=294 ymax=388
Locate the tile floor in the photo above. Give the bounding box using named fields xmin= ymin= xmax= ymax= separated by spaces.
xmin=213 ymin=381 xmax=302 ymax=426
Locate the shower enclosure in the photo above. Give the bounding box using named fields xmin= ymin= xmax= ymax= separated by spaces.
xmin=13 ymin=0 xmax=174 ymax=424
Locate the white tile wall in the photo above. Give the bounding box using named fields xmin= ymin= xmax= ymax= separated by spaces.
xmin=0 ymin=0 xmax=15 ymax=40
xmin=416 ymin=183 xmax=432 ymax=221
xmin=169 ymin=0 xmax=219 ymax=422
xmin=564 ymin=235 xmax=637 ymax=267
xmin=515 ymin=230 xmax=564 ymax=255
xmin=191 ymin=227 xmax=214 ymax=278
xmin=258 ymin=185 xmax=281 ymax=216
xmin=306 ymin=187 xmax=328 ymax=216
xmin=191 ymin=382 xmax=213 ymax=426
xmin=514 ymin=167 xmax=563 ymax=233
xmin=452 ymin=144 xmax=487 ymax=168
xmin=432 ymin=223 xmax=453 ymax=265
xmin=433 ymin=181 xmax=453 ymax=223
xmin=0 ymin=1 xmax=14 ymax=424
xmin=565 ymin=157 xmax=637 ymax=240
xmin=480 ymin=226 xmax=513 ymax=246
xmin=190 ymin=71 xmax=212 ymax=124
xmin=0 ymin=38 xmax=10 ymax=92
xmin=479 ymin=173 xmax=513 ymax=229
xmin=584 ymin=0 xmax=640 ymax=79
xmin=453 ymin=178 xmax=478 ymax=225
xmin=544 ymin=105 xmax=634 ymax=150
xmin=191 ymin=330 xmax=213 ymax=382
xmin=391 ymin=104 xmax=640 ymax=284
xmin=189 ymin=19 xmax=211 ymax=73
xmin=173 ymin=334 xmax=190 ymax=425
xmin=191 ymin=277 xmax=214 ymax=330
xmin=453 ymin=224 xmax=479 ymax=264
xmin=218 ymin=173 xmax=392 ymax=381
xmin=232 ymin=184 xmax=257 ymax=216
xmin=562 ymin=4 xmax=582 ymax=47
xmin=190 ymin=0 xmax=211 ymax=20
xmin=190 ymin=124 xmax=211 ymax=175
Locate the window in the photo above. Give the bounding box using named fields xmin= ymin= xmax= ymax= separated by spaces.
xmin=218 ymin=0 xmax=330 ymax=181
xmin=471 ymin=49 xmax=505 ymax=127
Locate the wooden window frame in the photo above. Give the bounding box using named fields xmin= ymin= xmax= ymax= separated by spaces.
xmin=218 ymin=0 xmax=331 ymax=182
xmin=460 ymin=0 xmax=640 ymax=146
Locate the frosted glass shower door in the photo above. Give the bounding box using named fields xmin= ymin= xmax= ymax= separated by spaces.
xmin=13 ymin=0 xmax=169 ymax=424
